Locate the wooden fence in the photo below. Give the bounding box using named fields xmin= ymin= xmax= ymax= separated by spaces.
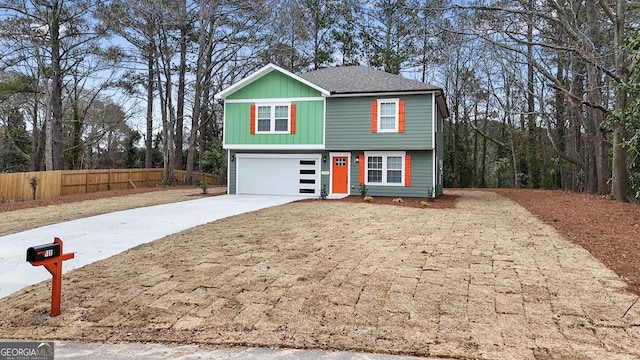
xmin=0 ymin=169 xmax=221 ymax=202
xmin=174 ymin=170 xmax=221 ymax=187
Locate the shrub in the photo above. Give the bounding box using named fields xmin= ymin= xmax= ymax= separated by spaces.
xmin=320 ymin=185 xmax=328 ymax=200
xmin=426 ymin=186 xmax=435 ymax=200
xmin=29 ymin=176 xmax=38 ymax=200
xmin=363 ymin=195 xmax=373 ymax=202
xmin=392 ymin=197 xmax=403 ymax=203
xmin=420 ymin=200 xmax=430 ymax=207
xmin=358 ymin=183 xmax=368 ymax=197
xmin=199 ymin=180 xmax=208 ymax=194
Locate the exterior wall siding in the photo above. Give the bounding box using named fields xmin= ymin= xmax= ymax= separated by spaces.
xmin=349 ymin=150 xmax=433 ymax=198
xmin=325 ymin=94 xmax=434 ymax=150
xmin=229 ymin=150 xmax=433 ymax=198
xmin=224 ymin=100 xmax=324 ymax=146
xmin=227 ymin=71 xmax=321 ymax=99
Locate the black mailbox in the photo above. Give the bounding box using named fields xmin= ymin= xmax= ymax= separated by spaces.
xmin=26 ymin=243 xmax=61 ymax=262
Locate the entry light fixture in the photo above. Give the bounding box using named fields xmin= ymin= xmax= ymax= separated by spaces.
xmin=355 ymin=156 xmax=360 ymax=164
xmin=230 ymin=155 xmax=235 ymax=162
xmin=322 ymin=155 xmax=327 ymax=162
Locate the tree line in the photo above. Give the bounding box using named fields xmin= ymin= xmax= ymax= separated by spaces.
xmin=1 ymin=0 xmax=639 ymax=201
xmin=443 ymin=1 xmax=639 ymax=201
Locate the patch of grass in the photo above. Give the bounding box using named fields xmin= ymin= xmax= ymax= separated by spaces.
xmin=392 ymin=197 xmax=403 ymax=203
xmin=364 ymin=196 xmax=373 ymax=202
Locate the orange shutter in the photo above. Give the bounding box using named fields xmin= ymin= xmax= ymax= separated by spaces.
xmin=371 ymin=101 xmax=378 ymax=133
xmin=250 ymin=104 xmax=256 ymax=134
xmin=290 ymin=103 xmax=296 ymax=134
xmin=405 ymin=154 xmax=411 ymax=187
xmin=359 ymin=155 xmax=365 ymax=184
xmin=399 ymin=100 xmax=405 ymax=133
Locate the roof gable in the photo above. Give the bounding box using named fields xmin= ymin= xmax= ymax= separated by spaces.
xmin=215 ymin=63 xmax=330 ymax=99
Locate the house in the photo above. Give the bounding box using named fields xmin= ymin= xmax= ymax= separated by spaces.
xmin=214 ymin=63 xmax=448 ymax=198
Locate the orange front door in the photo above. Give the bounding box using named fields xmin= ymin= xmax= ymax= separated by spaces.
xmin=332 ymin=156 xmax=349 ymax=194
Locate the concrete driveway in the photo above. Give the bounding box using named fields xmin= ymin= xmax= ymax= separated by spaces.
xmin=0 ymin=194 xmax=305 ymax=299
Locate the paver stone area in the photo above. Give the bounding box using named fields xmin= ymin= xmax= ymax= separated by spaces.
xmin=0 ymin=190 xmax=638 ymax=359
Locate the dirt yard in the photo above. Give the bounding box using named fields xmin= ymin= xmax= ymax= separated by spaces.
xmin=0 ymin=188 xmax=639 ymax=359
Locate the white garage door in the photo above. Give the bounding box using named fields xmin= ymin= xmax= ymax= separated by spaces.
xmin=236 ymin=154 xmax=321 ymax=196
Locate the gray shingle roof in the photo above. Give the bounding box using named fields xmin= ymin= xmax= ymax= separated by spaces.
xmin=299 ymin=66 xmax=440 ymax=94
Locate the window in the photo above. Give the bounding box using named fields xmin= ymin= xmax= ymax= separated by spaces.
xmin=377 ymin=99 xmax=399 ymax=132
xmin=367 ymin=156 xmax=383 ymax=183
xmin=257 ymin=106 xmax=271 ymax=132
xmin=365 ymin=151 xmax=405 ymax=186
xmin=274 ymin=105 xmax=289 ymax=131
xmin=255 ymin=103 xmax=290 ymax=133
xmin=386 ymin=156 xmax=402 ymax=183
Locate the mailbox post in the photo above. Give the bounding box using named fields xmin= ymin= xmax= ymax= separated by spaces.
xmin=26 ymin=237 xmax=74 ymax=317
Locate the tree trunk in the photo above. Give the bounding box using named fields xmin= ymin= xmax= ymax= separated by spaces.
xmin=184 ymin=96 xmax=200 ymax=185
xmin=31 ymin=79 xmax=43 ymax=171
xmin=611 ymin=125 xmax=627 ymax=200
xmin=472 ymin=103 xmax=478 ymax=187
xmin=585 ymin=1 xmax=610 ymax=195
xmin=175 ymin=0 xmax=187 ymax=170
xmin=452 ymin=104 xmax=460 ymax=188
xmin=47 ymin=0 xmax=64 ymax=170
xmin=609 ymin=0 xmax=628 ymax=201
xmin=526 ymin=2 xmax=540 ymax=188
xmin=554 ymin=53 xmax=569 ymax=190
xmin=145 ymin=52 xmax=154 ymax=168
xmin=568 ymin=59 xmax=586 ymax=192
xmin=512 ymin=136 xmax=519 ymax=189
xmin=585 ymin=81 xmax=609 ymax=195
xmin=480 ymin=99 xmax=488 ymax=187
xmin=155 ymin=30 xmax=176 ymax=185
xmin=185 ymin=64 xmax=203 ymax=186
xmin=66 ymin=75 xmax=85 ymax=169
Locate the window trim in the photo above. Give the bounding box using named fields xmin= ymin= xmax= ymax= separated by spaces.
xmin=377 ymin=98 xmax=399 ymax=133
xmin=364 ymin=151 xmax=405 ymax=186
xmin=255 ymin=102 xmax=291 ymax=134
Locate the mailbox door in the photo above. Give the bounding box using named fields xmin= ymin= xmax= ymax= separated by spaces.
xmin=27 ymin=244 xmax=61 ymax=262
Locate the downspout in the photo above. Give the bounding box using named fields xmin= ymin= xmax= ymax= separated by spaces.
xmin=432 ymin=91 xmax=437 ymax=197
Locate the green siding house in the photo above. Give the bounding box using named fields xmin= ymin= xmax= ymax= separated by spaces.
xmin=215 ymin=63 xmax=448 ymax=198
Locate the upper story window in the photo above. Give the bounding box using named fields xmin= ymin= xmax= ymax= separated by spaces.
xmin=378 ymin=99 xmax=398 ymax=131
xmin=256 ymin=103 xmax=290 ymax=133
xmin=372 ymin=99 xmax=404 ymax=133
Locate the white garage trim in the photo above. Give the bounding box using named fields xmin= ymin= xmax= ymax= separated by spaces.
xmin=236 ymin=153 xmax=321 ymax=196
xmin=224 ymin=144 xmax=325 ymax=150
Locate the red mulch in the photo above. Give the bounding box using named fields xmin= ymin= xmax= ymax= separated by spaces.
xmin=331 ymin=194 xmax=459 ymax=209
